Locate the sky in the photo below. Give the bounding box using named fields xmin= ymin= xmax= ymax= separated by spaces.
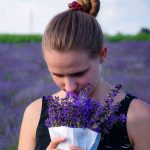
xmin=0 ymin=0 xmax=150 ymax=35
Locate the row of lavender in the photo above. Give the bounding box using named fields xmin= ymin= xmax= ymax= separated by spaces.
xmin=0 ymin=41 xmax=150 ymax=149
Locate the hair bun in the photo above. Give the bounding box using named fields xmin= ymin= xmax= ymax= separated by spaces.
xmin=77 ymin=0 xmax=100 ymax=17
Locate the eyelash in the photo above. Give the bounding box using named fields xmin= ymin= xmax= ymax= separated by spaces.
xmin=73 ymin=72 xmax=85 ymax=77
xmin=53 ymin=72 xmax=86 ymax=78
xmin=53 ymin=74 xmax=64 ymax=78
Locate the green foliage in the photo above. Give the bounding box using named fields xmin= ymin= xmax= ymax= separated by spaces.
xmin=0 ymin=34 xmax=42 ymax=43
xmin=104 ymin=33 xmax=150 ymax=42
xmin=0 ymin=32 xmax=150 ymax=43
xmin=139 ymin=28 xmax=150 ymax=34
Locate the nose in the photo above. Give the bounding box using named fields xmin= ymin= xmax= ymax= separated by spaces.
xmin=64 ymin=76 xmax=77 ymax=92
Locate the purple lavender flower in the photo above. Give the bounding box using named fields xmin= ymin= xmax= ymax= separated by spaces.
xmin=45 ymin=83 xmax=126 ymax=135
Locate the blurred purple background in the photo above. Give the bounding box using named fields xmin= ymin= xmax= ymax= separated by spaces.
xmin=0 ymin=41 xmax=150 ymax=149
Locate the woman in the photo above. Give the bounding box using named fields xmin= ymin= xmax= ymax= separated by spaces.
xmin=18 ymin=0 xmax=150 ymax=149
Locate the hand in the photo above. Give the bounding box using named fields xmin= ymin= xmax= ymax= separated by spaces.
xmin=46 ymin=137 xmax=66 ymax=150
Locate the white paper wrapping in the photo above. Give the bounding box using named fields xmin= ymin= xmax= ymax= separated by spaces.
xmin=48 ymin=126 xmax=101 ymax=150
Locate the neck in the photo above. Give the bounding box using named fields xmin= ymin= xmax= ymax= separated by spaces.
xmin=89 ymin=79 xmax=113 ymax=102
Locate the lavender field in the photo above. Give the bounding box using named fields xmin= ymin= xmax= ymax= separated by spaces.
xmin=0 ymin=41 xmax=150 ymax=149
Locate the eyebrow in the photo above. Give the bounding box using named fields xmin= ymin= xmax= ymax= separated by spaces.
xmin=51 ymin=67 xmax=89 ymax=76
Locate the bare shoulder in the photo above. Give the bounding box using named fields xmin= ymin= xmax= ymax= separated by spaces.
xmin=18 ymin=98 xmax=43 ymax=150
xmin=127 ymin=98 xmax=150 ymax=149
xmin=128 ymin=98 xmax=150 ymax=120
xmin=22 ymin=91 xmax=64 ymax=126
xmin=25 ymin=98 xmax=43 ymax=120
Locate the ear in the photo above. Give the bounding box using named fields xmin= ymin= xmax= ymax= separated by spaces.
xmin=99 ymin=47 xmax=107 ymax=63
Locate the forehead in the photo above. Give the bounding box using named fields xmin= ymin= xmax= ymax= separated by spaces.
xmin=44 ymin=50 xmax=91 ymax=73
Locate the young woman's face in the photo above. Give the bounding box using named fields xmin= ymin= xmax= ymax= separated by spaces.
xmin=44 ymin=50 xmax=102 ymax=95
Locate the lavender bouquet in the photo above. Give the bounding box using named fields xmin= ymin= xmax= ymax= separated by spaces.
xmin=45 ymin=84 xmax=126 ymax=149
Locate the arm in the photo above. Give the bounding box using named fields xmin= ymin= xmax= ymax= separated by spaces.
xmin=18 ymin=99 xmax=42 ymax=150
xmin=127 ymin=99 xmax=150 ymax=150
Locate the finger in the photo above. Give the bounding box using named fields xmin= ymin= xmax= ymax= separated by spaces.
xmin=46 ymin=148 xmax=57 ymax=150
xmin=48 ymin=137 xmax=66 ymax=149
xmin=70 ymin=145 xmax=84 ymax=150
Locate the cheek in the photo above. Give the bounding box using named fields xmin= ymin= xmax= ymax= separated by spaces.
xmin=86 ymin=67 xmax=101 ymax=85
xmin=51 ymin=75 xmax=64 ymax=88
xmin=78 ymin=71 xmax=95 ymax=86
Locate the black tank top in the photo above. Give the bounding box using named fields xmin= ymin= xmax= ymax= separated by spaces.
xmin=35 ymin=93 xmax=136 ymax=150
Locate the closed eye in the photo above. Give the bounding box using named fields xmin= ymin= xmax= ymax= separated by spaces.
xmin=72 ymin=71 xmax=86 ymax=77
xmin=52 ymin=74 xmax=64 ymax=77
xmin=51 ymin=68 xmax=89 ymax=77
xmin=52 ymin=72 xmax=85 ymax=77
